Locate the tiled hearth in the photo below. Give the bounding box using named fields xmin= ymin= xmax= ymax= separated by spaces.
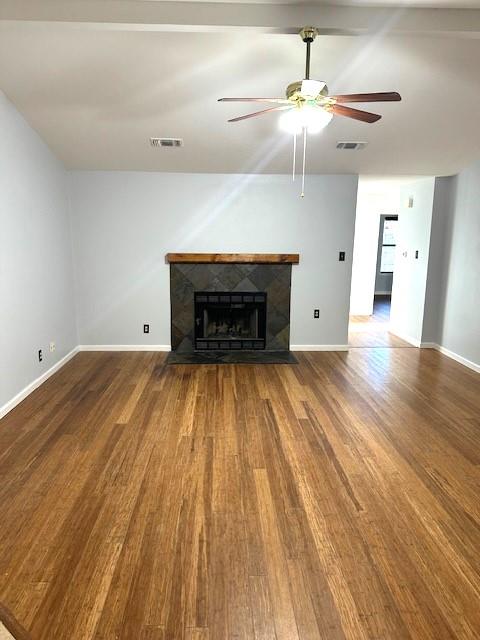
xmin=166 ymin=253 xmax=299 ymax=363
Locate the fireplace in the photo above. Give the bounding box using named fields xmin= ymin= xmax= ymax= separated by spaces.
xmin=194 ymin=292 xmax=266 ymax=350
xmin=166 ymin=254 xmax=299 ymax=361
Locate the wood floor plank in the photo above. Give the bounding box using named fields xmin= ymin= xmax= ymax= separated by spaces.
xmin=249 ymin=574 xmax=276 ymax=640
xmin=0 ymin=349 xmax=479 ymax=639
xmin=253 ymin=468 xmax=299 ymax=640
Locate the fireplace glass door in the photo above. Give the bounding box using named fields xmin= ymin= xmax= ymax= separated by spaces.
xmin=194 ymin=292 xmax=266 ymax=350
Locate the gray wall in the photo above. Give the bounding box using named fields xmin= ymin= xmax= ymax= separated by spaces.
xmin=0 ymin=91 xmax=77 ymax=410
xmin=426 ymin=168 xmax=480 ymax=366
xmin=69 ymin=172 xmax=359 ymax=348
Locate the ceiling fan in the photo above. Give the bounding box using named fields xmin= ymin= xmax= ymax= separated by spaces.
xmin=218 ymin=27 xmax=401 ymax=195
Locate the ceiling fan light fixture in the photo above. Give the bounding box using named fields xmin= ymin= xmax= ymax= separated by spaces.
xmin=279 ymin=105 xmax=333 ymax=135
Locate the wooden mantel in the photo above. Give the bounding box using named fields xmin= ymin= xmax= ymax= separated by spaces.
xmin=166 ymin=253 xmax=299 ymax=265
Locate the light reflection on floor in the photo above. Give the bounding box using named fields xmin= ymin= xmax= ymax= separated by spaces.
xmin=349 ymin=295 xmax=413 ymax=348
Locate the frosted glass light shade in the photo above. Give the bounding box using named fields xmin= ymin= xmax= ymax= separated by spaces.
xmin=279 ymin=109 xmax=303 ymax=134
xmin=279 ymin=105 xmax=333 ymax=134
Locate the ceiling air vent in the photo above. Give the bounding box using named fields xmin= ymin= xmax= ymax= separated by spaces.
xmin=150 ymin=137 xmax=184 ymax=148
xmin=336 ymin=141 xmax=367 ymax=151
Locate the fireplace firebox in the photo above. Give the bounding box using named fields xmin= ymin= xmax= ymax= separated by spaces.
xmin=194 ymin=292 xmax=266 ymax=350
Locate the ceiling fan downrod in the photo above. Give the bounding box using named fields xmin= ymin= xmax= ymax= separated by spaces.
xmin=300 ymin=26 xmax=318 ymax=81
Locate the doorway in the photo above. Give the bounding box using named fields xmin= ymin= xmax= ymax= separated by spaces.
xmin=349 ymin=294 xmax=410 ymax=347
xmin=349 ymin=179 xmax=411 ymax=348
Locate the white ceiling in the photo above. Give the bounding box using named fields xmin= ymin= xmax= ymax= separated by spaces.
xmin=133 ymin=0 xmax=480 ymax=7
xmin=1 ymin=12 xmax=480 ymax=175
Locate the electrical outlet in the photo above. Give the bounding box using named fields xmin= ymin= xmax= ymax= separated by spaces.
xmin=339 ymin=251 xmax=346 ymax=262
xmin=143 ymin=324 xmax=150 ymax=334
xmin=314 ymin=309 xmax=320 ymax=319
xmin=50 ymin=341 xmax=56 ymax=352
xmin=38 ymin=349 xmax=43 ymax=362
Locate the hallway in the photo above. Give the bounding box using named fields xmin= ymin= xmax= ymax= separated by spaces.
xmin=349 ymin=295 xmax=412 ymax=348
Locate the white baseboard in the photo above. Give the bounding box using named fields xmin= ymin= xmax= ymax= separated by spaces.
xmin=290 ymin=344 xmax=349 ymax=352
xmin=78 ymin=345 xmax=171 ymax=352
xmin=2 ymin=341 xmax=476 ymax=421
xmin=349 ymin=310 xmax=373 ymax=317
xmin=384 ymin=333 xmax=479 ymax=376
xmin=0 ymin=345 xmax=172 ymax=420
xmin=426 ymin=343 xmax=480 ymax=374
xmin=389 ymin=329 xmax=421 ymax=347
xmin=0 ymin=346 xmax=80 ymax=420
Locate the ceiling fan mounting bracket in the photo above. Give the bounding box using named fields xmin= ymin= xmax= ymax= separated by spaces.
xmin=299 ymin=27 xmax=318 ymax=43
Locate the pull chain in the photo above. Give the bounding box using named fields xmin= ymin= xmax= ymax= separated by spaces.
xmin=301 ymin=126 xmax=307 ymax=198
xmin=292 ymin=133 xmax=297 ymax=181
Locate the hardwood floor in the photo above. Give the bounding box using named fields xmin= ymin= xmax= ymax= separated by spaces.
xmin=349 ymin=296 xmax=412 ymax=348
xmin=0 ymin=349 xmax=479 ymax=639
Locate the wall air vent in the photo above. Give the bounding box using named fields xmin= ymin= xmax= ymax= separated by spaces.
xmin=150 ymin=137 xmax=184 ymax=148
xmin=336 ymin=141 xmax=367 ymax=151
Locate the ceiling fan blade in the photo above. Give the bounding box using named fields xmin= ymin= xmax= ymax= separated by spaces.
xmin=331 ymin=104 xmax=382 ymax=123
xmin=219 ymin=97 xmax=291 ymax=104
xmin=331 ymin=92 xmax=401 ymax=103
xmin=228 ymin=106 xmax=291 ymax=123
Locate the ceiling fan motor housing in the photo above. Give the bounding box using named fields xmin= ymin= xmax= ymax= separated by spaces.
xmin=286 ymin=80 xmax=328 ymax=101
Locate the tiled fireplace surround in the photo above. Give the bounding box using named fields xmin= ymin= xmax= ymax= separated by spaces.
xmin=167 ymin=254 xmax=299 ymax=354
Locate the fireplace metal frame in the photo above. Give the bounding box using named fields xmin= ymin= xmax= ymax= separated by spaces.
xmin=194 ymin=291 xmax=267 ymax=351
